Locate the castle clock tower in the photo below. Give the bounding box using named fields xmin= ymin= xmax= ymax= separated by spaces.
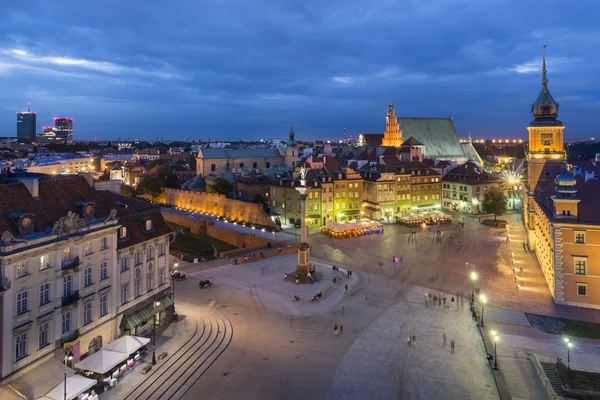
xmin=523 ymin=46 xmax=566 ymax=250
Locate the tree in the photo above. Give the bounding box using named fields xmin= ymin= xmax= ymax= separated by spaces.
xmin=121 ymin=183 xmax=136 ymax=198
xmin=97 ymin=170 xmax=111 ymax=181
xmin=481 ymin=186 xmax=507 ymax=222
xmin=147 ymin=159 xmax=167 ymax=170
xmin=206 ymin=177 xmax=232 ymax=196
xmin=157 ymin=163 xmax=178 ymax=188
xmin=137 ymin=177 xmax=164 ymax=202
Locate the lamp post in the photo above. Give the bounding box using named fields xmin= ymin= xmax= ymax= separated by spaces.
xmin=470 ymin=271 xmax=477 ymax=302
xmin=491 ymin=331 xmax=499 ymax=370
xmin=172 ymin=262 xmax=178 ymax=318
xmin=563 ymin=337 xmax=573 ymax=370
xmin=152 ymin=301 xmax=160 ymax=365
xmin=480 ymin=294 xmax=487 ymax=327
xmin=64 ymin=349 xmax=74 ymax=400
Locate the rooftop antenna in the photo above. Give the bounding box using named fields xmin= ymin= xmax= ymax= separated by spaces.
xmin=27 ymin=102 xmax=30 ymax=112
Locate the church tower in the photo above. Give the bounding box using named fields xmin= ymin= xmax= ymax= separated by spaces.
xmin=526 ymin=46 xmax=566 ymax=193
xmin=285 ymin=124 xmax=298 ymax=168
xmin=381 ymin=101 xmax=404 ymax=147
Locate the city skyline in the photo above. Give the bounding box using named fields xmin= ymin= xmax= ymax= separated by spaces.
xmin=1 ymin=1 xmax=599 ymax=140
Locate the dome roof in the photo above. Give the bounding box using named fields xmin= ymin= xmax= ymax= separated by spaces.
xmin=554 ymin=172 xmax=576 ymax=187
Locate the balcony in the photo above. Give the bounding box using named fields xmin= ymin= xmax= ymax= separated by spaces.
xmin=62 ymin=257 xmax=81 ymax=272
xmin=62 ymin=291 xmax=80 ymax=307
xmin=61 ymin=329 xmax=80 ymax=345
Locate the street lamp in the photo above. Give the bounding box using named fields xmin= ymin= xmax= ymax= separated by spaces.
xmin=172 ymin=262 xmax=179 ymax=319
xmin=563 ymin=337 xmax=573 ymax=370
xmin=64 ymin=349 xmax=74 ymax=400
xmin=470 ymin=271 xmax=478 ymax=301
xmin=152 ymin=301 xmax=160 ymax=365
xmin=491 ymin=331 xmax=499 ymax=370
xmin=480 ymin=294 xmax=487 ymax=327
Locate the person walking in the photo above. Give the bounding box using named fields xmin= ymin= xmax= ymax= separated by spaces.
xmin=408 ymin=335 xmax=412 ymax=347
xmin=412 ymin=334 xmax=417 ymax=347
xmin=451 ymin=296 xmax=455 ymax=308
xmin=334 ymin=323 xmax=338 ymax=337
xmin=340 ymin=323 xmax=344 ymax=335
xmin=345 ymin=284 xmax=349 ymax=294
xmin=443 ymin=333 xmax=447 ymax=347
xmin=450 ymin=340 xmax=455 ymax=354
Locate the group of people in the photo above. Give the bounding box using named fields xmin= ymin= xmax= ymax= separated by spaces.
xmin=424 ymin=292 xmax=459 ymax=308
xmin=243 ymin=252 xmax=264 ymax=261
xmin=311 ymin=291 xmax=323 ymax=302
xmin=334 ymin=323 xmax=344 ymax=336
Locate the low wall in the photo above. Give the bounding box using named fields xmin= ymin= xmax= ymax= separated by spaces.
xmin=158 ymin=188 xmax=276 ymax=229
xmin=161 ymin=211 xmax=206 ymax=235
xmin=206 ymin=224 xmax=280 ymax=249
xmin=230 ymin=245 xmax=297 ymax=264
xmin=528 ymin=353 xmax=563 ymax=400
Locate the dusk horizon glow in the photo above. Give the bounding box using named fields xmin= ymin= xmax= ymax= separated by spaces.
xmin=1 ymin=0 xmax=599 ymax=141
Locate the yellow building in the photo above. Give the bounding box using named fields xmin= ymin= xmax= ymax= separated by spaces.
xmin=523 ymin=48 xmax=600 ymax=309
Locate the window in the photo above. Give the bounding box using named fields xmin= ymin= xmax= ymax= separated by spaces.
xmin=147 ymin=246 xmax=154 ymax=261
xmin=100 ymin=261 xmax=108 ymax=280
xmin=158 ymin=243 xmax=165 ymax=256
xmin=100 ymin=237 xmax=108 ymax=250
xmin=121 ymin=284 xmax=129 ymax=305
xmin=252 ymin=162 xmax=258 ymax=169
xmin=17 ymin=261 xmax=29 ymax=278
xmin=145 ymin=220 xmax=153 ymax=231
xmin=64 ymin=275 xmax=72 ymax=297
xmin=210 ymin=164 xmax=216 ymax=172
xmin=62 ymin=311 xmax=71 ymax=335
xmin=121 ymin=256 xmax=129 ymax=271
xmin=147 ymin=273 xmax=153 ymax=292
xmin=135 ymin=279 xmax=141 ymax=297
xmin=39 ymin=322 xmax=49 ymax=349
xmin=100 ymin=294 xmax=108 ymax=317
xmin=315 ymin=192 xmax=319 ymax=199
xmin=135 ymin=251 xmax=142 ymax=265
xmin=63 ymin=247 xmax=72 ymax=261
xmin=159 ymin=269 xmax=164 ymax=285
xmin=575 ymin=232 xmax=585 ymax=244
xmin=40 ymin=283 xmax=50 ymax=306
xmin=84 ymin=241 xmax=93 ymax=256
xmin=16 ymin=291 xmax=29 ymax=315
xmin=577 ymin=283 xmax=587 ymax=296
xmin=266 ymin=162 xmax=271 ymax=168
xmin=84 ymin=267 xmax=93 ymax=287
xmin=40 ymin=254 xmax=50 ymax=270
xmin=119 ymin=227 xmax=128 ymax=239
xmin=575 ymin=259 xmax=587 ymax=275
xmin=84 ymin=303 xmax=92 ymax=325
xmin=16 ymin=332 xmax=28 ymax=360
xmin=308 ymin=192 xmax=313 ymax=200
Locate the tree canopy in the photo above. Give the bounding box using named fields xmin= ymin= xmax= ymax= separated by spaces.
xmin=137 ymin=177 xmax=164 ymax=201
xmin=481 ymin=186 xmax=507 ymax=222
xmin=206 ymin=177 xmax=232 ymax=196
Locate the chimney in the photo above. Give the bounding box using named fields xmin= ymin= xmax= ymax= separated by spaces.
xmin=16 ymin=176 xmax=40 ymax=199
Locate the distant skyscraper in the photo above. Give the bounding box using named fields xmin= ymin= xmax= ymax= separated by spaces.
xmin=17 ymin=103 xmax=36 ymax=143
xmin=54 ymin=117 xmax=73 ymax=144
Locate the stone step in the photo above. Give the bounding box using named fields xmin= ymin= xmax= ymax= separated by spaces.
xmin=483 ymin=307 xmax=531 ymax=327
xmin=540 ymin=361 xmax=566 ymax=397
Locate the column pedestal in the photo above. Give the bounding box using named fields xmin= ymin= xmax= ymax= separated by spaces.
xmin=296 ymin=242 xmax=311 ymax=275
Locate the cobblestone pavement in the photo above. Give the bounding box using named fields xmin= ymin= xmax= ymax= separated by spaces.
xmin=326 ymin=285 xmax=498 ymax=400
xmin=309 ymin=212 xmax=600 ymax=323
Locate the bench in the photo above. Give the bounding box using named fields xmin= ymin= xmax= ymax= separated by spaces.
xmin=141 ymin=365 xmax=152 ymax=375
xmin=157 ymin=351 xmax=168 ymax=360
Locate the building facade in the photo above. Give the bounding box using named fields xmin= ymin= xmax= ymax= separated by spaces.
xmin=0 ymin=175 xmax=173 ymax=384
xmin=442 ymin=162 xmax=504 ymax=214
xmin=522 ymin=49 xmax=600 ymax=309
xmin=17 ymin=104 xmax=36 ymax=144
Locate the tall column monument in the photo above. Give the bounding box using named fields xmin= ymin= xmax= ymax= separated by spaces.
xmin=295 ymin=166 xmax=311 ymax=275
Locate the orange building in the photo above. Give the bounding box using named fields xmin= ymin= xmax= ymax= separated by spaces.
xmin=523 ymin=48 xmax=600 ymax=309
xmin=381 ymin=102 xmax=404 ymax=148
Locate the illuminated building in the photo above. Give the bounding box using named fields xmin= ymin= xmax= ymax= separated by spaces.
xmin=381 ymin=101 xmax=404 ymax=147
xmin=523 ymin=48 xmax=600 ymax=309
xmin=17 ymin=103 xmax=36 ymax=144
xmin=53 ymin=117 xmax=73 ymax=144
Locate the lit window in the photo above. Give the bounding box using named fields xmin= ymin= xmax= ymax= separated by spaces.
xmin=16 ymin=332 xmax=28 ymax=360
xmin=17 ymin=261 xmax=29 ymax=278
xmin=84 ymin=241 xmax=93 ymax=256
xmin=119 ymin=227 xmax=128 ymax=239
xmin=40 ymin=254 xmax=50 ymax=270
xmin=145 ymin=220 xmax=153 ymax=231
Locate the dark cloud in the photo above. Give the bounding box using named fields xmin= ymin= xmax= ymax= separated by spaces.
xmin=0 ymin=0 xmax=598 ymax=140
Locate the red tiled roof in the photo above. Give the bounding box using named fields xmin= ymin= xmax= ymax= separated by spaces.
xmin=0 ymin=175 xmax=172 ymax=247
xmin=402 ymin=136 xmax=424 ymax=146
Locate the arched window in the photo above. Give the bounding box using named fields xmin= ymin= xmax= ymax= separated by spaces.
xmin=266 ymin=162 xmax=271 ymax=168
xmin=252 ymin=162 xmax=257 ymax=169
xmin=239 ymin=162 xmax=244 ymax=168
xmin=88 ymin=336 xmax=102 ymax=355
xmin=210 ymin=164 xmax=216 ymax=171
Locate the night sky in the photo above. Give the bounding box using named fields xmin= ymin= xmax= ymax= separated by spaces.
xmin=0 ymin=1 xmax=598 ymax=141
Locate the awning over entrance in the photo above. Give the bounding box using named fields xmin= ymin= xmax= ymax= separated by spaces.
xmin=344 ymin=210 xmax=361 ymax=216
xmin=307 ymin=214 xmax=321 ymax=219
xmin=103 ymin=335 xmax=150 ymax=354
xmin=119 ymin=293 xmax=174 ymax=331
xmin=10 ymin=358 xmax=75 ymax=400
xmin=74 ymin=348 xmax=128 ymax=374
xmin=42 ymin=374 xmax=97 ymax=400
